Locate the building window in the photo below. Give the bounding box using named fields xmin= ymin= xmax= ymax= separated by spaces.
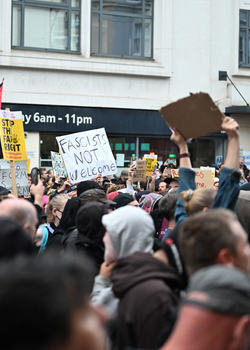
xmin=239 ymin=10 xmax=250 ymax=67
xmin=12 ymin=0 xmax=80 ymax=53
xmin=91 ymin=0 xmax=153 ymax=59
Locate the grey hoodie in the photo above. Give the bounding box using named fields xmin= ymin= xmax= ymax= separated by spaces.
xmin=102 ymin=206 xmax=155 ymax=258
xmin=90 ymin=206 xmax=155 ymax=314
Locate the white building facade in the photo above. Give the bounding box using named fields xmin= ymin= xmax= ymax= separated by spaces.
xmin=0 ymin=0 xmax=250 ymax=170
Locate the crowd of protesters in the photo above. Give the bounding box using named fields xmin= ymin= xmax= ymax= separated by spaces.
xmin=1 ymin=116 xmax=250 ymax=350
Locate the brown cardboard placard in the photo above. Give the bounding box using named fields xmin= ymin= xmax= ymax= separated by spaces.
xmin=171 ymin=169 xmax=213 ymax=189
xmin=160 ymin=92 xmax=223 ymax=139
xmin=133 ymin=160 xmax=147 ymax=183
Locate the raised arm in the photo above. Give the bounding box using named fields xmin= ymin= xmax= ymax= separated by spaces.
xmin=212 ymin=116 xmax=241 ymax=211
xmin=170 ymin=128 xmax=196 ymax=225
xmin=170 ymin=129 xmax=192 ymax=169
xmin=222 ymin=116 xmax=240 ymax=170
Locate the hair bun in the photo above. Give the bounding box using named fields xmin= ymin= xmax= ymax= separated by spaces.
xmin=179 ymin=189 xmax=194 ymax=202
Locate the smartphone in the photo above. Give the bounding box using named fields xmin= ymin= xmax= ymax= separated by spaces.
xmin=130 ymin=156 xmax=138 ymax=170
xmin=31 ymin=167 xmax=40 ymax=185
xmin=67 ymin=185 xmax=77 ymax=193
xmin=168 ymin=159 xmax=175 ymax=164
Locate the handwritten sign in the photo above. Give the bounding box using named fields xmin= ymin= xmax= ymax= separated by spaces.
xmin=144 ymin=154 xmax=158 ymax=176
xmin=133 ymin=160 xmax=146 ymax=183
xmin=171 ymin=169 xmax=213 ymax=188
xmin=56 ymin=128 xmax=117 ymax=184
xmin=51 ymin=151 xmax=67 ymax=177
xmin=200 ymin=166 xmax=216 ymax=179
xmin=0 ymin=110 xmax=27 ymax=161
xmin=0 ymin=160 xmax=29 ymax=196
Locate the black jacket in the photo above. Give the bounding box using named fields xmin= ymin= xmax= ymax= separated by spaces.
xmin=112 ymin=252 xmax=181 ymax=350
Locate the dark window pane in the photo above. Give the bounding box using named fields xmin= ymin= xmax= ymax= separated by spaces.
xmin=92 ymin=13 xmax=100 ymax=53
xmin=71 ymin=0 xmax=80 ymax=7
xmin=240 ymin=11 xmax=247 ymax=26
xmin=144 ymin=19 xmax=152 ymax=57
xmin=102 ymin=14 xmax=142 ymax=56
xmin=36 ymin=0 xmax=67 ymax=3
xmin=71 ymin=11 xmax=80 ymax=51
xmin=103 ymin=0 xmax=142 ymax=15
xmin=24 ymin=7 xmax=68 ymax=50
xmin=108 ymin=137 xmax=136 ymax=166
xmin=248 ymin=30 xmax=250 ymax=64
xmin=239 ymin=28 xmax=246 ymax=64
xmin=145 ymin=0 xmax=153 ymax=16
xmin=139 ymin=138 xmax=178 ymax=163
xmin=12 ymin=5 xmax=22 ymax=46
xmin=92 ymin=0 xmax=100 ymax=11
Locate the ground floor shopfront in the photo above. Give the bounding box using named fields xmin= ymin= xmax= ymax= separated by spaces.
xmin=2 ymin=103 xmax=227 ymax=174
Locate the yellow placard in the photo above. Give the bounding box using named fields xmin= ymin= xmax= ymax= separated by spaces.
xmin=26 ymin=159 xmax=31 ymax=173
xmin=0 ymin=110 xmax=27 ymax=161
xmin=144 ymin=154 xmax=158 ymax=177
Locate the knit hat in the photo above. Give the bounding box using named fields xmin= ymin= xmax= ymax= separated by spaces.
xmin=77 ymin=181 xmax=105 ymax=197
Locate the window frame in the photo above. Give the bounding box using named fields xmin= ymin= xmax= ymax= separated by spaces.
xmin=11 ymin=0 xmax=81 ymax=54
xmin=239 ymin=9 xmax=250 ymax=67
xmin=91 ymin=0 xmax=154 ymax=60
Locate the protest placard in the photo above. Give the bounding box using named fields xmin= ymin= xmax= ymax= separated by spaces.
xmin=144 ymin=154 xmax=158 ymax=176
xmin=160 ymin=92 xmax=223 ymax=139
xmin=132 ymin=160 xmax=146 ymax=183
xmin=0 ymin=160 xmax=29 ymax=196
xmin=56 ymin=128 xmax=117 ymax=184
xmin=0 ymin=110 xmax=27 ymax=161
xmin=51 ymin=151 xmax=67 ymax=177
xmin=171 ymin=169 xmax=213 ymax=188
xmin=200 ymin=166 xmax=216 ymax=179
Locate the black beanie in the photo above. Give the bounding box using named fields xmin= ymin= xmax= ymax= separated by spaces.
xmin=77 ymin=181 xmax=105 ymax=197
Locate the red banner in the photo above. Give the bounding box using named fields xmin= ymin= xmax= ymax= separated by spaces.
xmin=0 ymin=79 xmax=4 ymax=109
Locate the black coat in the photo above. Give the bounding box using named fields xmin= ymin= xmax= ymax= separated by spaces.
xmin=112 ymin=252 xmax=181 ymax=350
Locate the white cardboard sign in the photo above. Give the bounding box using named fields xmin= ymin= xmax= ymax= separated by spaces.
xmin=0 ymin=160 xmax=29 ymax=196
xmin=56 ymin=128 xmax=117 ymax=184
xmin=51 ymin=151 xmax=67 ymax=177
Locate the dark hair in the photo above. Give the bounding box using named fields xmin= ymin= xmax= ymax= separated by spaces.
xmin=76 ymin=202 xmax=108 ymax=245
xmin=39 ymin=167 xmax=47 ymax=174
xmin=160 ymin=165 xmax=167 ymax=174
xmin=179 ymin=210 xmax=238 ymax=276
xmin=159 ymin=189 xmax=178 ymax=221
xmin=0 ymin=253 xmax=94 ymax=350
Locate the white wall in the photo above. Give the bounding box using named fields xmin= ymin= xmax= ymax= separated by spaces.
xmin=0 ymin=0 xmax=250 ymax=156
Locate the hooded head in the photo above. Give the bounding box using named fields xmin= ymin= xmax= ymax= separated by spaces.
xmin=102 ymin=206 xmax=155 ymax=261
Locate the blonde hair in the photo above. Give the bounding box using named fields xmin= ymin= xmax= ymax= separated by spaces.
xmin=179 ymin=188 xmax=216 ymax=216
xmin=46 ymin=194 xmax=68 ymax=222
xmin=106 ymin=184 xmax=124 ymax=194
xmin=240 ymin=169 xmax=246 ymax=183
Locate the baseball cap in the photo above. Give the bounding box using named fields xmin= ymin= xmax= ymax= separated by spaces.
xmin=113 ymin=193 xmax=135 ymax=208
xmin=184 ymin=265 xmax=250 ymax=316
xmin=79 ymin=188 xmax=116 ymax=206
xmin=120 ymin=170 xmax=129 ymax=180
xmin=165 ymin=177 xmax=179 ymax=185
